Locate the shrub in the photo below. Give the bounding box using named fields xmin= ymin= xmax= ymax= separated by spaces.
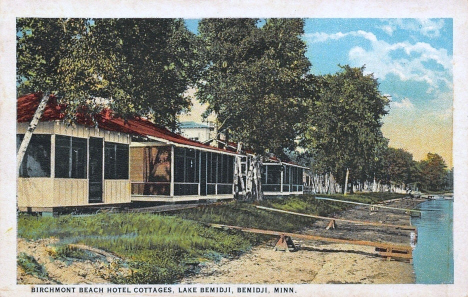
xmin=17 ymin=253 xmax=48 ymax=279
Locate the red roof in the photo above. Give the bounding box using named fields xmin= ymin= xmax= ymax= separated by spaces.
xmin=17 ymin=93 xmax=237 ymax=155
xmin=17 ymin=93 xmax=65 ymax=123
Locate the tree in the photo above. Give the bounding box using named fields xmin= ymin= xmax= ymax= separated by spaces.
xmin=196 ymin=18 xmax=313 ymax=157
xmin=302 ymin=65 xmax=390 ymax=193
xmin=17 ymin=18 xmax=202 ymax=130
xmin=90 ymin=19 xmax=203 ymax=130
xmin=196 ymin=18 xmax=314 ymax=200
xmin=16 ymin=18 xmax=201 ymax=173
xmin=419 ymin=153 xmax=448 ymax=191
xmin=379 ymin=147 xmax=419 ymax=186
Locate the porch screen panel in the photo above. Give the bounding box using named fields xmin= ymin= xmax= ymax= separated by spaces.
xmin=17 ymin=134 xmax=51 ymax=177
xmin=216 ymin=154 xmax=232 ymax=194
xmin=265 ymin=165 xmax=281 ymax=192
xmin=174 ymin=148 xmax=185 ymax=182
xmin=227 ymin=156 xmax=234 ymax=183
xmin=283 ymin=165 xmax=290 ymax=192
xmin=105 ymin=142 xmax=129 ymax=179
xmin=174 ymin=147 xmax=199 ymax=195
xmin=55 ymin=135 xmax=87 ymax=179
xmin=131 ymin=146 xmax=171 ymax=196
xmin=206 ymin=152 xmax=234 ymax=195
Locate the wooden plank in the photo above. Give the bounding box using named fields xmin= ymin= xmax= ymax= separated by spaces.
xmin=255 ymin=206 xmax=416 ymax=230
xmin=209 ymin=223 xmax=412 ymax=252
xmin=378 ymin=252 xmax=413 ymax=259
xmin=315 ymin=196 xmax=422 ymax=213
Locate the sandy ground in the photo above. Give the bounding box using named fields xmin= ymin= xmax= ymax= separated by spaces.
xmin=17 ymin=238 xmax=129 ymax=284
xmin=182 ymin=242 xmax=415 ymax=284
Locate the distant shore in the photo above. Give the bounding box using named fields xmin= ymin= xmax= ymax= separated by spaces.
xmin=182 ymin=197 xmax=426 ymax=284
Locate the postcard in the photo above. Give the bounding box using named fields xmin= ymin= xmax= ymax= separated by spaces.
xmin=1 ymin=0 xmax=467 ymax=296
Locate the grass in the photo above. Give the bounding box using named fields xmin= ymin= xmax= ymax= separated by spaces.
xmin=17 ymin=192 xmax=406 ymax=284
xmin=174 ymin=193 xmax=406 ymax=231
xmin=17 ymin=253 xmax=48 ymax=280
xmin=18 ymin=213 xmax=251 ymax=284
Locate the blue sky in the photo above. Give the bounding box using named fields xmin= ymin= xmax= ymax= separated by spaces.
xmin=184 ymin=18 xmax=453 ymax=167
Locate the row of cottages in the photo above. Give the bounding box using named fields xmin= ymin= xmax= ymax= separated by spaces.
xmin=17 ymin=94 xmax=307 ymax=213
xmin=211 ymin=140 xmax=307 ymax=196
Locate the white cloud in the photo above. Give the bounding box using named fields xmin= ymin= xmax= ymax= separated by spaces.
xmin=391 ymin=98 xmax=415 ymax=110
xmin=346 ymin=35 xmax=452 ymax=89
xmin=379 ymin=19 xmax=445 ymax=38
xmin=380 ymin=25 xmax=394 ymax=36
xmin=304 ymin=30 xmax=377 ymax=43
xmin=305 ymin=28 xmax=452 ymax=90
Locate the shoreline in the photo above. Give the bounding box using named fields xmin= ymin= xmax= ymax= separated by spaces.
xmin=182 ymin=196 xmax=427 ymax=284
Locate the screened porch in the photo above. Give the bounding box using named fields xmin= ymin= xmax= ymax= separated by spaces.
xmin=261 ymin=163 xmax=305 ymax=195
xmin=130 ymin=144 xmax=236 ymax=201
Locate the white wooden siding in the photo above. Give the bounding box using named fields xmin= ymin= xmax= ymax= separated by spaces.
xmin=17 ymin=121 xmax=131 ymax=208
xmin=17 ymin=178 xmax=54 ymax=208
xmin=104 ymin=180 xmax=131 ymax=204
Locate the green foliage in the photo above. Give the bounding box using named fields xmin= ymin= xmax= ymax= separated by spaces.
xmin=53 ymin=245 xmax=88 ymax=260
xmin=418 ymin=153 xmax=448 ymax=191
xmin=196 ymin=18 xmax=315 ymax=157
xmin=17 ymin=18 xmax=202 ymax=129
xmin=17 ymin=252 xmax=48 ymax=279
xmin=378 ymin=147 xmax=420 ymax=185
xmin=302 ymin=65 xmax=390 ymax=188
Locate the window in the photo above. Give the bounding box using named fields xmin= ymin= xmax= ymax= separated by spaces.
xmin=174 ymin=147 xmax=198 ymax=183
xmin=267 ymin=165 xmax=282 ymax=184
xmin=105 ymin=142 xmax=129 ymax=179
xmin=283 ymin=165 xmax=290 ymax=184
xmin=17 ymin=134 xmax=51 ymax=177
xmin=208 ymin=153 xmax=218 ymax=183
xmin=227 ymin=156 xmax=234 ymax=183
xmin=55 ymin=136 xmax=87 ymax=178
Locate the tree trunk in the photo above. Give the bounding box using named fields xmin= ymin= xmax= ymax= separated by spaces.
xmin=251 ymin=155 xmax=263 ymax=201
xmin=343 ymin=168 xmax=349 ymax=195
xmin=233 ymin=142 xmax=246 ymax=199
xmin=17 ymin=93 xmax=50 ymax=176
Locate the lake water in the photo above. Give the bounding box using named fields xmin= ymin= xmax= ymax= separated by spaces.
xmin=411 ymin=199 xmax=454 ymax=284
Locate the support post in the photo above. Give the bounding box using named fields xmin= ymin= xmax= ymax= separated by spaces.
xmin=274 ymin=234 xmax=296 ymax=252
xmin=170 ymin=145 xmax=174 ymax=197
xmin=326 ymin=219 xmax=336 ymax=230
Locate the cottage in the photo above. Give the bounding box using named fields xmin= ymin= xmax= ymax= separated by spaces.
xmin=261 ymin=159 xmax=307 ymax=196
xmin=17 ymin=93 xmax=307 ymax=213
xmin=17 ymin=94 xmax=242 ymax=211
xmin=121 ymin=121 xmax=238 ymax=203
xmin=17 ymin=94 xmax=132 ymax=213
xmin=208 ymin=139 xmax=308 ymax=196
